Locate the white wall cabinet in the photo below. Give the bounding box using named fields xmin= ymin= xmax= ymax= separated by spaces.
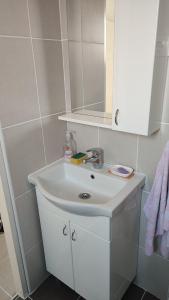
xmin=37 ymin=188 xmax=142 ymax=300
xmin=113 ymin=0 xmax=168 ymax=135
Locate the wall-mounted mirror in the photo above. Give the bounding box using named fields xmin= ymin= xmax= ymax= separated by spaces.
xmin=66 ymin=0 xmax=114 ymax=119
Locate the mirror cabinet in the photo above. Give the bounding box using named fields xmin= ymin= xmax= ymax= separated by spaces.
xmin=59 ymin=0 xmax=169 ymax=136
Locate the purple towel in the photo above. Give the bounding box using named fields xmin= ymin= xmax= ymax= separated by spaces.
xmin=144 ymin=141 xmax=169 ymax=258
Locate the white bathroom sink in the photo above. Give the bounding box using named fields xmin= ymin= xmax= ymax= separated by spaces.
xmin=28 ymin=159 xmax=145 ymax=217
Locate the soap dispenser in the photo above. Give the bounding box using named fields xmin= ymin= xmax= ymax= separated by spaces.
xmin=63 ymin=131 xmax=77 ymax=161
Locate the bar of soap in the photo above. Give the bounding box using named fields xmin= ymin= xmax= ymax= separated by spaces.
xmin=117 ymin=167 xmax=130 ymax=174
xmin=109 ymin=165 xmax=134 ymax=178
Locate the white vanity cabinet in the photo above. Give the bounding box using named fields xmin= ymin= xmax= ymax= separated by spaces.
xmin=36 ymin=187 xmax=141 ymax=300
xmin=39 ymin=208 xmax=74 ymax=289
xmin=71 ymin=223 xmax=111 ymax=300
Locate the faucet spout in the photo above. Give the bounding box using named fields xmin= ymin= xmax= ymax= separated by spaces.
xmin=83 ymin=148 xmax=104 ymax=169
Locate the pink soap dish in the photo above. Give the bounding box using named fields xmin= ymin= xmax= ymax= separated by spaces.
xmin=108 ymin=165 xmax=134 ymax=178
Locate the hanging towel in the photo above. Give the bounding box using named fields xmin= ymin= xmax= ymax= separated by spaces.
xmin=144 ymin=141 xmax=169 ymax=258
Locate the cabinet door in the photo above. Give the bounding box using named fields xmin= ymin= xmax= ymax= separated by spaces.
xmin=113 ymin=0 xmax=160 ymax=135
xmin=39 ymin=207 xmax=74 ymax=289
xmin=71 ymin=224 xmax=110 ymax=300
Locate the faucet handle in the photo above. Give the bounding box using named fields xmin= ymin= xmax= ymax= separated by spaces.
xmin=86 ymin=148 xmax=104 ymax=157
xmin=85 ymin=148 xmax=104 ymax=169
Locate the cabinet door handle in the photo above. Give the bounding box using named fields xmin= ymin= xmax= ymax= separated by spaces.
xmin=115 ymin=109 xmax=119 ymax=126
xmin=71 ymin=230 xmax=76 ymax=241
xmin=63 ymin=225 xmax=68 ymax=236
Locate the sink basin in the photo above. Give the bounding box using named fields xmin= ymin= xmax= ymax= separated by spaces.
xmin=28 ymin=159 xmax=145 ymax=217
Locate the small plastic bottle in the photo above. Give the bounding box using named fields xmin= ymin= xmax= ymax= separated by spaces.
xmin=63 ymin=131 xmax=77 ymax=161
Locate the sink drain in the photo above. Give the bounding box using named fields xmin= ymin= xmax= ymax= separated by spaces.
xmin=79 ymin=193 xmax=91 ymax=200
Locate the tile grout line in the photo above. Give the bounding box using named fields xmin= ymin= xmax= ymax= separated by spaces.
xmin=15 ymin=188 xmax=34 ymax=201
xmin=0 ymin=34 xmax=68 ymax=42
xmin=11 ymin=294 xmax=18 ymax=300
xmin=0 ymin=285 xmax=14 ymax=299
xmin=136 ymin=135 xmax=139 ymax=171
xmin=141 ymin=290 xmax=146 ymax=300
xmin=98 ymin=127 xmax=100 ymax=146
xmin=26 ymin=0 xmax=47 ymax=165
xmin=0 ymin=33 xmax=106 ymax=45
xmin=72 ymin=100 xmax=104 ymax=112
xmin=1 ymin=111 xmax=66 ymax=130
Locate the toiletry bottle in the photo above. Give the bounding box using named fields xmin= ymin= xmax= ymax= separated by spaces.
xmin=63 ymin=131 xmax=77 ymax=161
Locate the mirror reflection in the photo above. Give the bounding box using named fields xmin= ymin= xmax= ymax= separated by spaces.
xmin=66 ymin=0 xmax=114 ymax=118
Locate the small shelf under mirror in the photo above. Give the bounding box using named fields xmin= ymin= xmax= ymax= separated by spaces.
xmin=58 ymin=113 xmax=112 ymax=129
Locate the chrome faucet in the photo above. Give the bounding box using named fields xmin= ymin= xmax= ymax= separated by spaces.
xmin=83 ymin=148 xmax=104 ymax=169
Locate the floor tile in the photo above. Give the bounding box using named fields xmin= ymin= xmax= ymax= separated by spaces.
xmin=0 ymin=233 xmax=16 ymax=297
xmin=143 ymin=292 xmax=160 ymax=300
xmin=122 ymin=284 xmax=145 ymax=300
xmin=0 ymin=234 xmax=8 ymax=261
xmin=15 ymin=297 xmax=32 ymax=300
xmin=31 ymin=276 xmax=79 ymax=300
xmin=0 ymin=256 xmax=16 ymax=296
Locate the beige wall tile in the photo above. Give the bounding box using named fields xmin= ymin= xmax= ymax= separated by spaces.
xmin=15 ymin=190 xmax=42 ymax=253
xmin=0 ymin=0 xmax=30 ymax=37
xmin=137 ymin=124 xmax=169 ymax=191
xmin=59 ymin=0 xmax=68 ymax=40
xmin=82 ymin=0 xmax=105 ymax=43
xmin=99 ymin=128 xmax=138 ymax=168
xmin=28 ymin=0 xmax=61 ymax=39
xmin=25 ymin=241 xmax=48 ymax=292
xmin=69 ymin=41 xmax=83 ymax=109
xmin=42 ymin=116 xmax=66 ymax=164
xmin=67 ymin=123 xmax=98 ymax=153
xmin=3 ymin=120 xmax=46 ymax=197
xmin=0 ymin=37 xmax=40 ymax=127
xmin=33 ymin=39 xmax=65 ymax=116
xmin=83 ymin=43 xmax=104 ymax=106
xmin=67 ymin=0 xmax=81 ymax=41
